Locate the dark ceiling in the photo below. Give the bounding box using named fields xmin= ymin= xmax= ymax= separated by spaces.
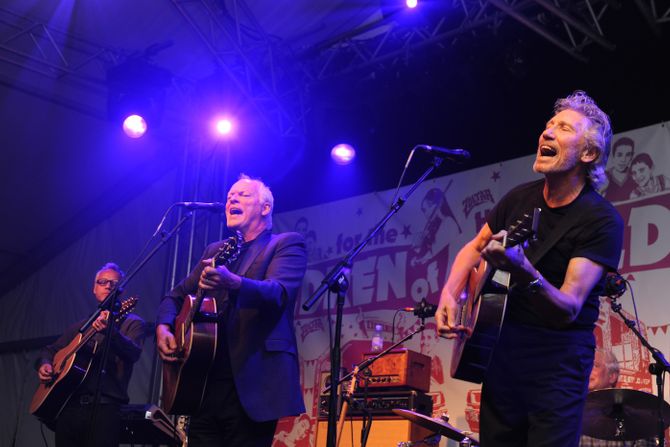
xmin=1 ymin=0 xmax=669 ymax=295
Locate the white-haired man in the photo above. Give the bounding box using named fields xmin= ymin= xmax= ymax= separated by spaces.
xmin=156 ymin=174 xmax=308 ymax=446
xmin=580 ymin=349 xmax=656 ymax=447
xmin=436 ymin=91 xmax=624 ymax=446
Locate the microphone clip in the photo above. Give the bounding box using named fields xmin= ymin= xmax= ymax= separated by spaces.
xmin=604 ymin=272 xmax=627 ymax=298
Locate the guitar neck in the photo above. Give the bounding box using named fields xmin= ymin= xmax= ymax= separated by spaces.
xmin=80 ymin=326 xmax=99 ymax=345
xmin=182 ymin=244 xmax=239 ymax=328
xmin=71 ymin=298 xmax=137 ymax=354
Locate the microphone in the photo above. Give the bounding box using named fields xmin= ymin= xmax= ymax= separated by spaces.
xmin=416 ymin=144 xmax=470 ymax=162
xmin=604 ymin=272 xmax=627 ymax=298
xmin=176 ymin=201 xmax=226 ymax=212
xmin=403 ymin=298 xmax=438 ymax=318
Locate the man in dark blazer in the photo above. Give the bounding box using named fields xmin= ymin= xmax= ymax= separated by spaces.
xmin=156 ymin=174 xmax=307 ymax=447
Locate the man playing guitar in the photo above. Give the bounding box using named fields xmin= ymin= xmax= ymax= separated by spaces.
xmin=35 ymin=262 xmax=146 ymax=447
xmin=436 ymin=91 xmax=624 ymax=447
xmin=156 ymin=174 xmax=308 ymax=447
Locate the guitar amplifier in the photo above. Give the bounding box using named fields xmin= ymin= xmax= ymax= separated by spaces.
xmin=359 ymin=349 xmax=431 ymax=392
xmin=318 ymin=390 xmax=433 ymax=419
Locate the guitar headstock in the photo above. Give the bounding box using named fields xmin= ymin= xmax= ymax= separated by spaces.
xmin=113 ymin=296 xmax=139 ymax=323
xmin=505 ymin=208 xmax=541 ymax=248
xmin=213 ymin=232 xmax=242 ymax=267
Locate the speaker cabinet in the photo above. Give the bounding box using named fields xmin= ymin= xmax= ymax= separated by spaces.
xmin=315 ymin=417 xmax=434 ymax=447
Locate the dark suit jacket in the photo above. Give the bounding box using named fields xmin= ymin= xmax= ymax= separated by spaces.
xmin=157 ymin=231 xmax=307 ymax=421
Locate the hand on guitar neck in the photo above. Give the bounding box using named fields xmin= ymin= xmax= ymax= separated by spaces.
xmin=157 ymin=235 xmax=242 ymax=365
xmin=480 ymin=230 xmax=538 ymax=285
xmin=157 ymin=258 xmax=236 ymax=363
xmin=198 ymin=258 xmax=242 ymax=291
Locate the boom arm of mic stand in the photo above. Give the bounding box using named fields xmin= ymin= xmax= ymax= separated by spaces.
xmin=79 ymin=211 xmax=194 ymax=333
xmin=302 ymin=157 xmax=442 ymax=312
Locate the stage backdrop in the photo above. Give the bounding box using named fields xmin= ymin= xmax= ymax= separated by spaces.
xmin=1 ymin=122 xmax=669 ymax=447
xmin=271 ymin=121 xmax=670 ymax=446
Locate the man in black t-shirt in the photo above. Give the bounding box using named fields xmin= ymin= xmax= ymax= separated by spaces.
xmin=436 ymin=91 xmax=624 ymax=447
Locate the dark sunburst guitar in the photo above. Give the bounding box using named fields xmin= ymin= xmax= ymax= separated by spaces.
xmin=450 ymin=208 xmax=540 ymax=383
xmin=161 ymin=233 xmax=241 ymax=414
xmin=30 ymin=296 xmax=139 ymax=423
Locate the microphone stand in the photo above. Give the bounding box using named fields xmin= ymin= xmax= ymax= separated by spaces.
xmin=81 ymin=210 xmax=195 ymax=447
xmin=608 ymin=294 xmax=670 ymax=445
xmin=303 ymin=156 xmax=444 ymax=447
xmin=323 ymin=319 xmax=428 ymax=447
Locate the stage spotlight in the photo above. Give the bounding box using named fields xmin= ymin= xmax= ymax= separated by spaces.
xmin=215 ymin=118 xmax=234 ymax=136
xmin=107 ymin=57 xmax=172 ymax=132
xmin=331 ymin=144 xmax=356 ymax=165
xmin=380 ymin=0 xmax=419 ymax=17
xmin=123 ymin=115 xmax=148 ymax=138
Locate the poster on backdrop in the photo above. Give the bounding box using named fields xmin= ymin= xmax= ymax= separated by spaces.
xmin=272 ymin=121 xmax=670 ymax=446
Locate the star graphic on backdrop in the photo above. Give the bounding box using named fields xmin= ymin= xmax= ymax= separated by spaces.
xmin=356 ymin=208 xmax=363 ymax=217
xmin=491 ymin=171 xmax=501 ymax=181
xmin=402 ymin=225 xmax=412 ymax=239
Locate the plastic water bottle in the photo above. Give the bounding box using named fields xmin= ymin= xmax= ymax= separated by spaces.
xmin=370 ymin=324 xmax=384 ymax=353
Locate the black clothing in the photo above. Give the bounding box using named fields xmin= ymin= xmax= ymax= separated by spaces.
xmin=55 ymin=402 xmax=121 ymax=447
xmin=480 ymin=179 xmax=624 ymax=447
xmin=157 ymin=230 xmax=307 ymax=446
xmin=481 ymin=322 xmax=594 ymax=447
xmin=487 ymin=179 xmax=623 ymax=329
xmin=188 ymin=378 xmax=278 ymax=447
xmin=36 ymin=311 xmax=146 ymax=447
xmin=37 ymin=313 xmax=145 ymax=403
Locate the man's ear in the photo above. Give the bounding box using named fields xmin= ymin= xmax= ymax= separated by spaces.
xmin=261 ymin=202 xmax=271 ymax=216
xmin=581 ymin=145 xmax=598 ymax=164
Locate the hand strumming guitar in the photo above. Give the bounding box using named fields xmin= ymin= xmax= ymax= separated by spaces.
xmin=156 ymin=324 xmax=179 ymax=363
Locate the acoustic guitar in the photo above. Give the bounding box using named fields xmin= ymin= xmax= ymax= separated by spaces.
xmin=161 ymin=234 xmax=241 ymax=414
xmin=450 ymin=208 xmax=540 ymax=383
xmin=30 ymin=296 xmax=139 ymax=423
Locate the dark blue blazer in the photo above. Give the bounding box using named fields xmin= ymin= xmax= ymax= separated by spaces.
xmin=157 ymin=231 xmax=307 ymax=421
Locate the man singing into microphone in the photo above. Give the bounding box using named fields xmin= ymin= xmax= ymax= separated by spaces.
xmin=156 ymin=174 xmax=308 ymax=446
xmin=436 ymin=91 xmax=623 ymax=446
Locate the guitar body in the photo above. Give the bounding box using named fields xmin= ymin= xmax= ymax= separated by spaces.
xmin=30 ymin=333 xmax=97 ymax=422
xmin=29 ymin=296 xmax=137 ymax=424
xmin=161 ymin=295 xmax=218 ymax=415
xmin=450 ymin=260 xmax=508 ymax=383
xmin=450 ymin=209 xmax=540 ymax=384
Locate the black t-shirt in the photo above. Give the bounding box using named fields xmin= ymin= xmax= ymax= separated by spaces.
xmin=487 ymin=179 xmax=624 ymax=330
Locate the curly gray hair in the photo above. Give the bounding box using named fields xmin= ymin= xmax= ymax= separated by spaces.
xmin=553 ymin=90 xmax=612 ymax=189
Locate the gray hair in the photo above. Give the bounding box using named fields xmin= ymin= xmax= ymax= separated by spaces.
xmin=597 ymin=348 xmax=620 ymax=381
xmin=96 ymin=262 xmax=125 ymax=280
xmin=238 ymin=173 xmax=274 ymax=223
xmin=554 ymin=90 xmax=612 ymax=189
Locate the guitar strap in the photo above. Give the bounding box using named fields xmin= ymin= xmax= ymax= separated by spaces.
xmin=525 ymin=188 xmax=598 ymax=266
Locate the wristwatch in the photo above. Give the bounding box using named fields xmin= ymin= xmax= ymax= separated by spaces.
xmin=523 ymin=276 xmax=543 ymax=293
